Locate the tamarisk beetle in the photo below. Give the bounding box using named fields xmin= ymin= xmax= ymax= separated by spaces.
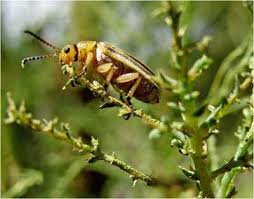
xmin=22 ymin=30 xmax=160 ymax=104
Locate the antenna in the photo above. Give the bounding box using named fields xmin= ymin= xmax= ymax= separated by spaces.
xmin=24 ymin=30 xmax=60 ymax=52
xmin=21 ymin=53 xmax=58 ymax=68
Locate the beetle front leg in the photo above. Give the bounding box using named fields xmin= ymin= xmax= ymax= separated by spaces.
xmin=77 ymin=52 xmax=94 ymax=77
xmin=61 ymin=63 xmax=79 ymax=87
xmin=62 ymin=63 xmax=75 ymax=76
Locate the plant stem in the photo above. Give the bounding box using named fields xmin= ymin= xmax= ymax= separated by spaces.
xmin=163 ymin=2 xmax=215 ymax=197
xmin=207 ymin=31 xmax=251 ymax=104
xmin=208 ymin=136 xmax=220 ymax=191
xmin=5 ymin=93 xmax=158 ymax=186
xmin=65 ymin=76 xmax=169 ymax=134
xmin=192 ymin=155 xmax=214 ymax=197
xmin=211 ymin=153 xmax=253 ymax=179
xmin=217 ymin=168 xmax=242 ymax=198
xmin=217 ymin=111 xmax=253 ymax=197
xmin=189 ymin=121 xmax=215 ymax=198
xmin=100 ymin=153 xmax=156 ymax=185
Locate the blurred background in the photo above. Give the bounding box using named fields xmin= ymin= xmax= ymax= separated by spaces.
xmin=1 ymin=1 xmax=253 ymax=197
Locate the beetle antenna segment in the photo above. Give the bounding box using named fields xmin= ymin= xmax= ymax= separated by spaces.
xmin=21 ymin=53 xmax=58 ymax=68
xmin=24 ymin=30 xmax=60 ymax=52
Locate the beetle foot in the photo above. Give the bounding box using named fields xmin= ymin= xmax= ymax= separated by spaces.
xmin=71 ymin=79 xmax=76 ymax=87
xmin=122 ymin=112 xmax=132 ymax=120
xmin=119 ymin=106 xmax=134 ymax=120
xmin=69 ymin=76 xmax=80 ymax=87
xmin=119 ymin=91 xmax=126 ymax=102
xmin=126 ymin=96 xmax=133 ymax=107
xmin=62 ymin=76 xmax=77 ymax=90
xmin=119 ymin=92 xmax=133 ymax=107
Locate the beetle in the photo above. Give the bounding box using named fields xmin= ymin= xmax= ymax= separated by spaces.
xmin=22 ymin=30 xmax=160 ymax=104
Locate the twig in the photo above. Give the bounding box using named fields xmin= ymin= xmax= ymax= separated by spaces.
xmin=207 ymin=32 xmax=251 ymax=104
xmin=5 ymin=93 xmax=159 ymax=186
xmin=200 ymin=74 xmax=251 ymax=129
xmin=211 ymin=153 xmax=253 ymax=179
xmin=217 ymin=168 xmax=242 ymax=198
xmin=217 ymin=106 xmax=253 ymax=197
xmin=208 ymin=136 xmax=220 ymax=192
xmin=217 ymin=31 xmax=254 ymax=196
xmin=63 ymin=74 xmax=169 ymax=134
xmin=162 ymin=2 xmax=215 ymax=197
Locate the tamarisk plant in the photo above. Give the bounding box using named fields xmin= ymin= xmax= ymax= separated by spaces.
xmin=5 ymin=1 xmax=253 ymax=198
xmin=151 ymin=2 xmax=253 ymax=198
xmin=5 ymin=92 xmax=167 ymax=187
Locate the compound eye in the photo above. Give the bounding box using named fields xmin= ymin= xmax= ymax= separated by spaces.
xmin=64 ymin=46 xmax=70 ymax=54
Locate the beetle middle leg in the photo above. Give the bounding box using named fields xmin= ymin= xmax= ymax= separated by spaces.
xmin=96 ymin=63 xmax=115 ymax=91
xmin=96 ymin=62 xmax=118 ymax=105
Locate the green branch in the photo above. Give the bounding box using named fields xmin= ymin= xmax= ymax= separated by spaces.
xmin=207 ymin=30 xmax=252 ymax=104
xmin=62 ymin=73 xmax=169 ymax=134
xmin=160 ymin=2 xmax=215 ymax=197
xmin=211 ymin=153 xmax=253 ymax=179
xmin=217 ymin=106 xmax=253 ymax=197
xmin=5 ymin=93 xmax=161 ymax=186
xmin=217 ymin=168 xmax=242 ymax=198
xmin=200 ymin=74 xmax=252 ymax=129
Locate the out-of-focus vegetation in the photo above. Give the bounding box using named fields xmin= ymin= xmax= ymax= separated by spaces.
xmin=1 ymin=1 xmax=253 ymax=198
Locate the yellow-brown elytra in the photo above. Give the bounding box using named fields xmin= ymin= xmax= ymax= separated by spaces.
xmin=22 ymin=30 xmax=160 ymax=104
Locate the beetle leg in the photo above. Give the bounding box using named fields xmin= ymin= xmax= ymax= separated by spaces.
xmin=127 ymin=76 xmax=142 ymax=99
xmin=85 ymin=52 xmax=94 ymax=71
xmin=105 ymin=68 xmax=114 ymax=89
xmin=115 ymin=72 xmax=140 ymax=104
xmin=115 ymin=72 xmax=140 ymax=98
xmin=78 ymin=52 xmax=94 ymax=77
xmin=96 ymin=63 xmax=113 ymax=73
xmin=115 ymin=72 xmax=139 ymax=83
xmin=96 ymin=63 xmax=115 ymax=91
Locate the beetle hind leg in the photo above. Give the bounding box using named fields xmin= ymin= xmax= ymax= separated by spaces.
xmin=115 ymin=72 xmax=141 ymax=103
xmin=115 ymin=73 xmax=143 ymax=119
xmin=127 ymin=77 xmax=142 ymax=100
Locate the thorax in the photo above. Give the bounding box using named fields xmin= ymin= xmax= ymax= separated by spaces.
xmin=76 ymin=41 xmax=97 ymax=63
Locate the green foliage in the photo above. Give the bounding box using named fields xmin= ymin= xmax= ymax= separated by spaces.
xmin=2 ymin=1 xmax=253 ymax=198
xmin=2 ymin=169 xmax=43 ymax=198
